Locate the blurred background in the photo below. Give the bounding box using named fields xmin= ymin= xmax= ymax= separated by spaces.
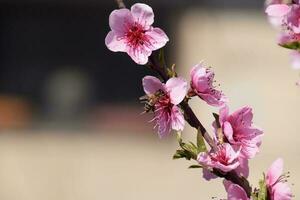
xmin=0 ymin=0 xmax=299 ymax=199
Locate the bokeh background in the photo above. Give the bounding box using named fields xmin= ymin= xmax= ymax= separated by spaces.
xmin=0 ymin=0 xmax=299 ymax=199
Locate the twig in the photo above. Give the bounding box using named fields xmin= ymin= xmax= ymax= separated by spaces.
xmin=115 ymin=0 xmax=126 ymax=8
xmin=112 ymin=0 xmax=252 ymax=197
xmin=148 ymin=54 xmax=252 ymax=197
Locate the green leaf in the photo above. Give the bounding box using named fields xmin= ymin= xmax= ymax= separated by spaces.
xmin=173 ymin=149 xmax=194 ymax=160
xmin=176 ymin=132 xmax=183 ymax=144
xmin=197 ymin=129 xmax=207 ymax=153
xmin=257 ymin=175 xmax=268 ymax=200
xmin=181 ymin=143 xmax=198 ymax=158
xmin=280 ymin=42 xmax=300 ymax=50
xmin=188 ymin=165 xmax=202 ymax=169
xmin=158 ymin=48 xmax=166 ymax=68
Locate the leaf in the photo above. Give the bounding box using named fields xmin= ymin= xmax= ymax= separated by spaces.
xmin=280 ymin=41 xmax=300 ymax=50
xmin=176 ymin=132 xmax=183 ymax=144
xmin=257 ymin=174 xmax=268 ymax=200
xmin=188 ymin=165 xmax=202 ymax=169
xmin=212 ymin=113 xmax=221 ymax=128
xmin=173 ymin=149 xmax=194 ymax=160
xmin=173 ymin=150 xmax=186 ymax=159
xmin=158 ymin=48 xmax=166 ymax=68
xmin=197 ymin=129 xmax=207 ymax=153
xmin=181 ymin=143 xmax=198 ymax=158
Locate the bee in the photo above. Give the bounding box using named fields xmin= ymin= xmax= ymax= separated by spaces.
xmin=139 ymin=90 xmax=165 ymax=113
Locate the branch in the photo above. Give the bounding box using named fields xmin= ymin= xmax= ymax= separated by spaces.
xmin=112 ymin=0 xmax=252 ymax=197
xmin=148 ymin=54 xmax=252 ymax=197
xmin=115 ymin=0 xmax=126 ymax=8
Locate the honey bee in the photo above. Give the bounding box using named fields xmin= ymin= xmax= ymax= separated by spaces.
xmin=139 ymin=90 xmax=165 ymax=113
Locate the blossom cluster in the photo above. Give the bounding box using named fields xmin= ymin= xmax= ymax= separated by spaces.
xmin=265 ymin=0 xmax=300 ymax=73
xmin=106 ymin=2 xmax=292 ymax=199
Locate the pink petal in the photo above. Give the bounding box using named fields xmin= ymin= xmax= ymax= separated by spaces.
xmin=131 ymin=3 xmax=154 ymax=29
xmin=127 ymin=46 xmax=151 ymax=65
xmin=230 ymin=106 xmax=253 ymax=128
xmin=165 ymin=77 xmax=188 ymax=105
xmin=142 ymin=76 xmax=164 ymax=95
xmin=170 ymin=106 xmax=185 ymax=131
xmin=273 ymin=182 xmax=292 ymax=200
xmin=155 ymin=107 xmax=172 ymax=138
xmin=240 ymin=141 xmax=260 ymax=159
xmin=198 ymin=92 xmax=227 ymax=107
xmin=105 ymin=31 xmax=127 ymax=52
xmin=290 ymin=51 xmax=300 ymax=70
xmin=267 ymin=158 xmax=284 ymax=186
xmin=235 ymin=156 xmax=249 ymax=178
xmin=202 ymin=168 xmax=217 ymax=181
xmin=109 ymin=8 xmax=133 ymax=34
xmin=223 ymin=121 xmax=234 ymax=143
xmin=265 ymin=4 xmax=290 ymax=17
xmin=190 ymin=64 xmax=210 ymax=92
xmin=214 ymin=161 xmax=240 ymax=172
xmin=226 ymin=183 xmax=249 ymax=200
xmin=223 ymin=180 xmax=231 ymax=192
xmin=197 ymin=152 xmax=212 ymax=166
xmin=219 ymin=105 xmax=229 ymax=124
xmin=145 ymin=27 xmax=169 ymax=50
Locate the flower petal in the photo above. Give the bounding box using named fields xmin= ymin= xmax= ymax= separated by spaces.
xmin=142 ymin=76 xmax=164 ymax=95
xmin=145 ymin=27 xmax=169 ymax=50
xmin=290 ymin=51 xmax=300 ymax=70
xmin=109 ymin=8 xmax=133 ymax=34
xmin=235 ymin=156 xmax=249 ymax=178
xmin=127 ymin=46 xmax=151 ymax=65
xmin=202 ymin=168 xmax=217 ymax=181
xmin=223 ymin=121 xmax=234 ymax=143
xmin=265 ymin=4 xmax=290 ymax=17
xmin=105 ymin=31 xmax=127 ymax=52
xmin=267 ymin=158 xmax=284 ymax=186
xmin=226 ymin=182 xmax=249 ymax=200
xmin=131 ymin=3 xmax=154 ymax=29
xmin=165 ymin=77 xmax=188 ymax=105
xmin=273 ymin=182 xmax=292 ymax=200
xmin=219 ymin=105 xmax=229 ymax=124
xmin=170 ymin=106 xmax=185 ymax=131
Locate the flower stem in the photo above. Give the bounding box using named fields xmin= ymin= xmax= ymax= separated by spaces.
xmin=115 ymin=0 xmax=126 ymax=8
xmin=148 ymin=54 xmax=252 ymax=197
xmin=112 ymin=0 xmax=252 ymax=197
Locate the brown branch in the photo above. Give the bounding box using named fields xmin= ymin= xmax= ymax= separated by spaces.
xmin=115 ymin=0 xmax=126 ymax=8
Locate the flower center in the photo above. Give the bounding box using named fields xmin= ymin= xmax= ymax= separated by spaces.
xmin=211 ymin=147 xmax=229 ymax=165
xmin=125 ymin=23 xmax=149 ymax=48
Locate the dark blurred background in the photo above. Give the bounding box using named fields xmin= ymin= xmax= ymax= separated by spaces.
xmin=0 ymin=0 xmax=263 ymax=129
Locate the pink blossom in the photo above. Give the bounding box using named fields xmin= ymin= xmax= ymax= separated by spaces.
xmin=105 ymin=3 xmax=169 ymax=65
xmin=190 ymin=63 xmax=227 ymax=107
xmin=215 ymin=106 xmax=263 ymax=159
xmin=266 ymin=158 xmax=292 ymax=200
xmin=266 ymin=3 xmax=300 ymax=33
xmin=277 ymin=32 xmax=300 ymax=46
xmin=142 ymin=76 xmax=188 ymax=137
xmin=224 ymin=180 xmax=250 ymax=200
xmin=197 ymin=143 xmax=240 ymax=172
xmin=265 ymin=3 xmax=291 ymax=28
xmin=285 ymin=4 xmax=300 ymax=33
xmin=265 ymin=4 xmax=290 ymax=17
xmin=290 ymin=50 xmax=300 ymax=69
